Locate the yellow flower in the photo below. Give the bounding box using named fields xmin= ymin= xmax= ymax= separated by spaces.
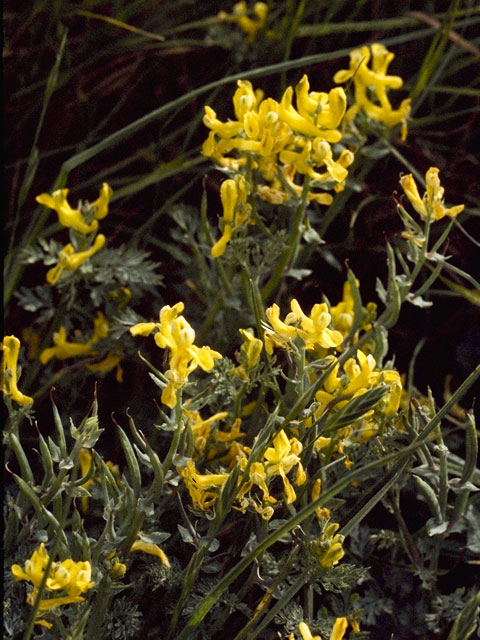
xmin=231 ymin=327 xmax=264 ymax=379
xmin=287 ymin=299 xmax=344 ymax=351
xmin=40 ymin=312 xmax=109 ymax=364
xmin=203 ymin=76 xmax=352 ymax=207
xmin=36 ymin=183 xmax=113 ymax=234
xmin=130 ymin=303 xmax=222 ymax=408
xmin=218 ymin=1 xmax=269 ymax=43
xmin=1 ymin=335 xmax=33 ymax=406
xmin=12 ymin=543 xmax=95 ymax=627
xmin=11 ymin=543 xmax=50 ymax=587
xmin=92 ymin=182 xmax=113 ymax=220
xmin=46 ymin=234 xmax=106 ymax=285
xmin=400 ymin=167 xmax=465 ymax=221
xmin=279 ymin=78 xmax=346 ymax=141
xmin=334 ymin=43 xmax=411 ymax=139
xmin=36 ymin=189 xmax=98 ymax=234
xmin=211 ymin=175 xmax=252 ymax=257
xmin=46 ymin=559 xmax=95 ymax=596
xmin=264 ymin=430 xmax=305 ymax=503
xmin=311 ymin=522 xmax=345 ymax=568
xmin=130 ymin=538 xmax=170 ymax=568
xmin=298 ymin=621 xmax=321 ymax=640
xmin=178 ymin=460 xmax=229 ymax=510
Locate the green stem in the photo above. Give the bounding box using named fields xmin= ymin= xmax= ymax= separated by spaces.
xmin=261 ymin=177 xmax=310 ymax=301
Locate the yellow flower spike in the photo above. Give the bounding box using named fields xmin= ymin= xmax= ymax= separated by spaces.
xmin=31 ymin=593 xmax=85 ymax=612
xmin=130 ymin=539 xmax=171 ymax=568
xmin=92 ymin=182 xmax=113 ymax=219
xmin=1 ymin=335 xmax=34 ymax=406
xmin=86 ymin=351 xmax=122 ymax=375
xmin=312 ymin=522 xmax=345 ymax=568
xmin=247 ymin=461 xmax=275 ymax=504
xmin=265 ymin=304 xmax=298 ymax=349
xmin=36 ymin=189 xmax=99 ymax=234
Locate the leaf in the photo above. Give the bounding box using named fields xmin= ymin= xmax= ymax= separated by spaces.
xmin=465 ymin=505 xmax=480 ymax=554
xmin=447 ymin=591 xmax=480 ymax=640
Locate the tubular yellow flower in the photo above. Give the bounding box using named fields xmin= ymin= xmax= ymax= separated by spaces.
xmin=178 ymin=460 xmax=229 ymax=510
xmin=330 ymin=617 xmax=349 ymax=640
xmin=46 ymin=234 xmax=106 ymax=285
xmin=92 ymin=182 xmax=113 ymax=219
xmin=1 ymin=335 xmax=33 ymax=406
xmin=130 ymin=539 xmax=171 ymax=568
xmin=298 ymin=618 xmax=349 ymax=640
xmin=11 ymin=543 xmax=50 ymax=586
xmin=400 ymin=167 xmax=465 ymax=221
xmin=239 ymin=327 xmax=263 ymax=367
xmin=334 ymin=43 xmax=411 ymax=139
xmin=130 ymin=303 xmax=222 ymax=408
xmin=36 ymin=189 xmax=99 ymax=234
xmin=212 ymin=175 xmax=252 ymax=258
xmin=40 ymin=312 xmax=109 ymax=364
xmin=311 ymin=522 xmax=345 ymax=568
xmin=298 ymin=621 xmax=321 ymax=640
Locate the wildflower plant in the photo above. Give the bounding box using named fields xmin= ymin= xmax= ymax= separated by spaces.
xmin=4 ymin=3 xmax=480 ymax=640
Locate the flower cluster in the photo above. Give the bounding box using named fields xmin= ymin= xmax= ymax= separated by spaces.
xmin=130 ymin=302 xmax=222 ymax=408
xmin=264 ymin=298 xmax=344 ymax=354
xmin=400 ymin=167 xmax=465 ymax=221
xmin=217 ymin=1 xmax=269 ymax=43
xmin=334 ymin=43 xmax=411 ymax=139
xmin=11 ymin=543 xmax=95 ymax=628
xmin=178 ymin=427 xmax=306 ymax=520
xmin=36 ymin=183 xmax=112 ymax=284
xmin=1 ymin=335 xmax=33 ymax=406
xmin=203 ymin=75 xmax=353 ymax=211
